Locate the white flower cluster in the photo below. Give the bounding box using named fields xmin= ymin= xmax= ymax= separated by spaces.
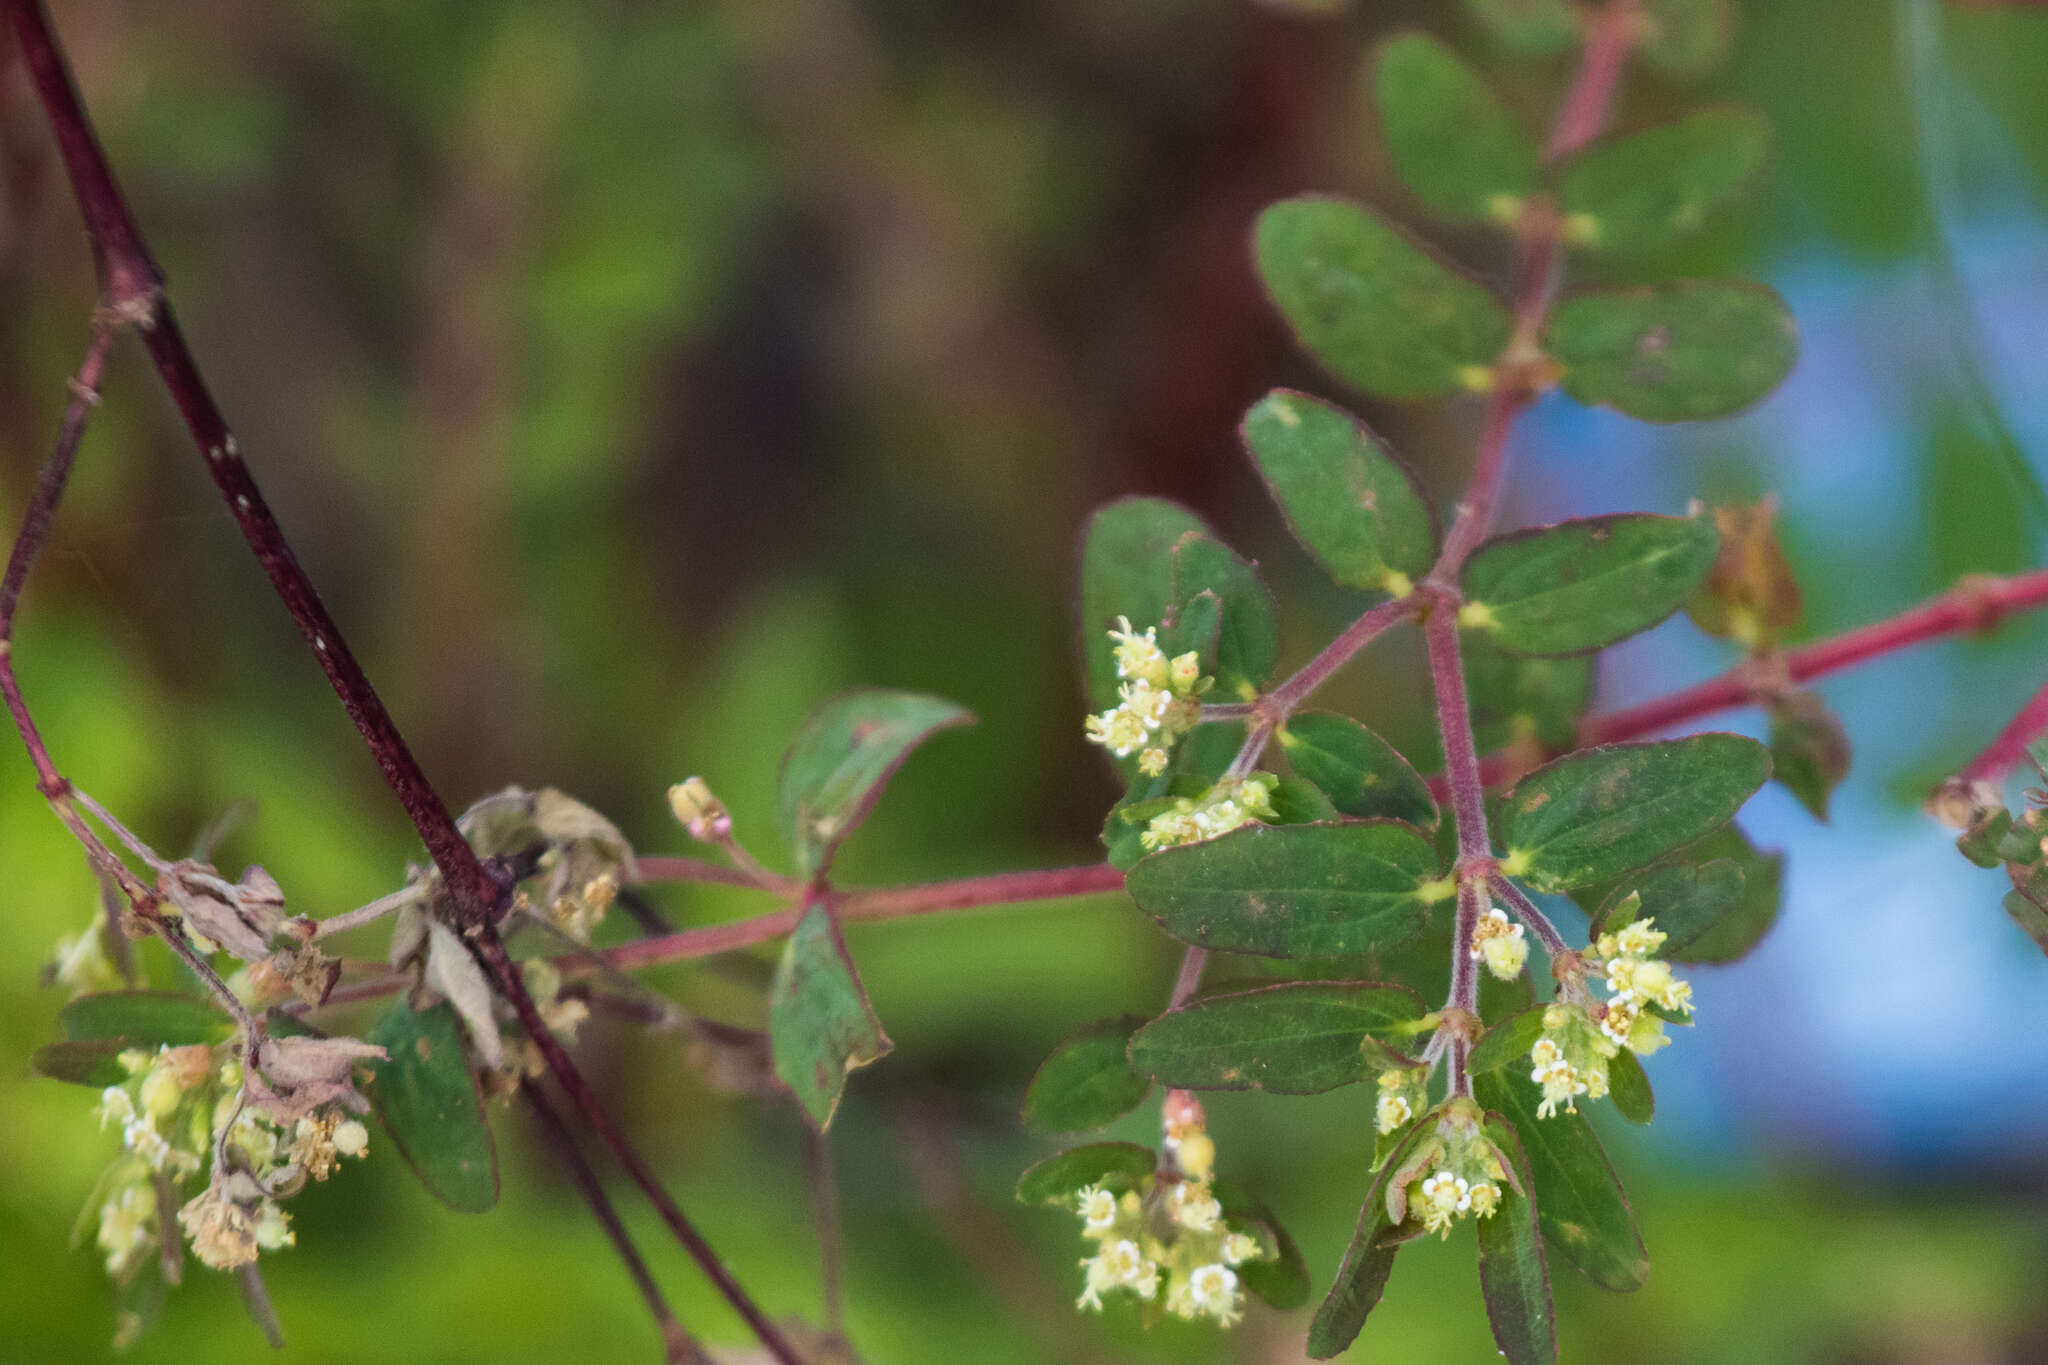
xmin=1374 ymin=1067 xmax=1427 ymax=1136
xmin=88 ymin=1041 xmax=370 ymax=1283
xmin=1140 ymin=774 xmax=1278 ymax=852
xmin=1068 ymin=1108 xmax=1273 ymax=1329
xmin=1468 ymin=907 xmax=1528 ymax=982
xmin=1391 ymin=1115 xmax=1508 ymax=1239
xmin=1083 ymin=617 xmax=1212 ymax=776
xmin=1072 ymin=1180 xmax=1266 ymax=1327
xmin=1527 ymin=915 xmax=1692 ymax=1118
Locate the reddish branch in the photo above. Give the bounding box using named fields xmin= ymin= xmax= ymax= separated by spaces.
xmin=4 ymin=0 xmax=496 ymax=921
xmin=1579 ymin=567 xmax=2048 ymax=748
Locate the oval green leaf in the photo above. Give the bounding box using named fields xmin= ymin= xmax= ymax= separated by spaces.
xmin=1468 ymin=1003 xmax=1547 ymax=1074
xmin=1021 ymin=1016 xmax=1151 ymax=1134
xmin=1240 ymin=390 xmax=1438 ymax=591
xmin=1280 ymin=711 xmax=1439 ymax=826
xmin=1170 ymin=532 xmax=1279 ymax=696
xmin=365 ymin=1001 xmax=500 ymax=1213
xmin=1583 ymin=824 xmax=1783 ymax=963
xmin=32 ymin=1038 xmax=134 ymax=1087
xmin=1307 ymin=1121 xmax=1430 ymax=1357
xmin=60 ymin=991 xmax=234 ymax=1047
xmin=1078 ymin=496 xmax=1212 ymax=713
xmin=1128 ymin=981 xmax=1425 ymax=1094
xmin=1476 ymin=1114 xmax=1558 ymax=1365
xmin=769 ymin=901 xmax=893 ymax=1130
xmin=1461 ymin=512 xmax=1721 ymax=657
xmin=778 ymin=689 xmax=973 ymax=875
xmin=1212 ymin=1178 xmax=1311 ymax=1309
xmin=1606 ymin=1049 xmax=1655 ymax=1124
xmin=1499 ymin=734 xmax=1772 ymax=892
xmin=1474 ymin=1073 xmax=1647 ymax=1291
xmin=1372 ymin=32 xmax=1539 ymax=225
xmin=1015 ymin=1142 xmax=1157 ymax=1207
xmin=1769 ymin=690 xmax=1852 ymax=822
xmin=1547 ymin=280 xmax=1797 ymax=422
xmin=1557 ymin=106 xmax=1768 ymax=256
xmin=1254 ymin=196 xmax=1513 ymax=401
xmin=1127 ymin=820 xmax=1450 ymax=959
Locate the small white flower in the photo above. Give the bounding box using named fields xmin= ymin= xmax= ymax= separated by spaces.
xmin=1170 ymin=1181 xmax=1222 ymax=1234
xmin=1187 ymin=1263 xmax=1242 ymax=1326
xmin=1076 ymin=1184 xmax=1118 ymax=1234
xmin=1375 ymin=1090 xmax=1413 ymax=1135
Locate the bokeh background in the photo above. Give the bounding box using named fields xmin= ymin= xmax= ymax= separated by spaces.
xmin=4 ymin=0 xmax=2048 ymax=1360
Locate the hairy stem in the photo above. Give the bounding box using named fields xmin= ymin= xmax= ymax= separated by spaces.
xmin=1424 ymin=607 xmax=1492 ymax=867
xmin=520 ymin=1080 xmax=705 ymax=1365
xmin=472 ymin=929 xmax=806 ymax=1365
xmin=1262 ymin=595 xmax=1422 ymax=717
xmin=1487 ymin=875 xmax=1574 ymax=962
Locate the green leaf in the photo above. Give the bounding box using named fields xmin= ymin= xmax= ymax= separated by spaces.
xmin=769 ymin=901 xmax=892 ymax=1129
xmin=32 ymin=1038 xmax=134 ymax=1087
xmin=1461 ymin=512 xmax=1721 ymax=656
xmin=1590 ymin=858 xmax=1744 ymax=956
xmin=1127 ymin=821 xmax=1450 ymax=959
xmin=1468 ymin=1004 xmax=1547 ymax=1074
xmin=1307 ymin=1122 xmax=1430 ymax=1357
xmin=1268 ymin=776 xmax=1343 ymax=826
xmin=1279 ymin=711 xmax=1439 ymax=826
xmin=1457 ymin=636 xmax=1595 ymax=763
xmin=1557 ymin=106 xmax=1768 ymax=256
xmin=1022 ymin=1016 xmax=1151 ymax=1133
xmin=1641 ymin=0 xmax=1735 ymax=77
xmin=1476 ymin=1114 xmax=1558 ymax=1365
xmin=2004 ymin=885 xmax=2048 ymax=957
xmin=1240 ymin=390 xmax=1438 ymax=590
xmin=1498 ymin=735 xmax=1772 ymax=892
xmin=1474 ymin=1073 xmax=1647 ymax=1290
xmin=1213 ymin=1178 xmax=1311 ymax=1309
xmin=1463 ymin=0 xmax=1580 ymax=54
xmin=1372 ymin=32 xmax=1539 ymax=225
xmin=1956 ymin=807 xmax=2016 ymax=869
xmin=1547 ymin=281 xmax=1797 ymax=422
xmin=1170 ymin=532 xmax=1279 ymax=695
xmin=778 ymin=689 xmax=973 ymax=875
xmin=1101 ymin=724 xmax=1244 ymax=871
xmin=365 ymin=1001 xmax=499 ymax=1213
xmin=1015 ymin=1142 xmax=1157 ymax=1206
xmin=1586 ymin=824 xmax=1784 ymax=963
xmin=1768 ymin=691 xmax=1852 ymax=822
xmin=1078 ymin=496 xmax=1212 ymax=713
xmin=1128 ymin=981 xmax=1425 ymax=1094
xmin=1254 ymin=196 xmax=1513 ymax=401
xmin=59 ymin=991 xmax=234 ymax=1047
xmin=1606 ymin=1049 xmax=1655 ymax=1124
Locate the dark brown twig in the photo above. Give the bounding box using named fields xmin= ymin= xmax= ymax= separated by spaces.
xmin=521 ymin=1079 xmax=707 ymax=1365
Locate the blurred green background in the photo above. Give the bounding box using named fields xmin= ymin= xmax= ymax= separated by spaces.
xmin=5 ymin=0 xmax=2048 ymax=1360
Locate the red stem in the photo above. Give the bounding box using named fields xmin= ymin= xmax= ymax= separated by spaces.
xmin=474 ymin=930 xmax=806 ymax=1365
xmin=603 ymin=861 xmax=1125 ymax=975
xmin=1425 ymin=607 xmax=1492 ymax=866
xmin=1960 ymin=672 xmax=2048 ymax=786
xmin=5 ymin=0 xmax=497 ymax=921
xmin=1580 ymin=567 xmax=2048 ymax=748
xmin=1545 ymin=0 xmax=1641 ymax=160
xmin=520 ymin=1079 xmax=703 ymax=1364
